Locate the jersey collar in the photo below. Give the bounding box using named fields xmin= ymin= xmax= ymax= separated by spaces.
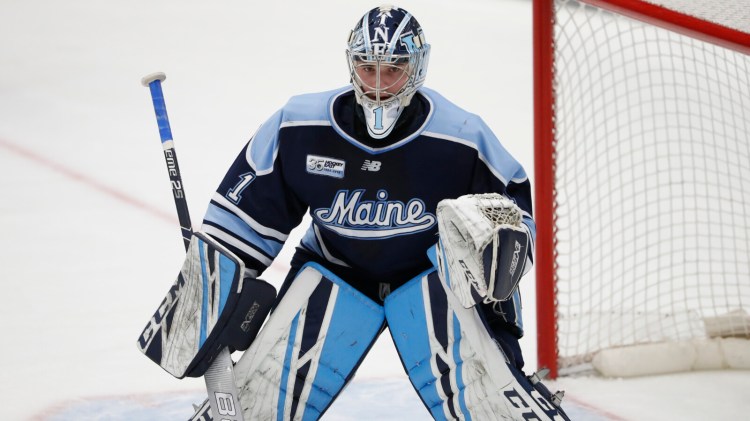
xmin=328 ymin=88 xmax=434 ymax=154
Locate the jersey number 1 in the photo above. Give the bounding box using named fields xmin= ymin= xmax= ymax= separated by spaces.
xmin=226 ymin=172 xmax=255 ymax=204
xmin=374 ymin=106 xmax=384 ymax=130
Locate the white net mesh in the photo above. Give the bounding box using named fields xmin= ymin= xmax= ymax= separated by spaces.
xmin=551 ymin=0 xmax=750 ymax=373
xmin=643 ymin=0 xmax=750 ymax=33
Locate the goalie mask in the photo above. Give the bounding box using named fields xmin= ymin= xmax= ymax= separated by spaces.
xmin=346 ymin=5 xmax=431 ymax=139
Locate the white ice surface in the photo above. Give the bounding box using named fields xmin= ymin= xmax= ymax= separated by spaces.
xmin=0 ymin=0 xmax=748 ymax=420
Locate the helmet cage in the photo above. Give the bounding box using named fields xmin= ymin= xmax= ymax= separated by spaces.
xmin=346 ymin=44 xmax=430 ymax=108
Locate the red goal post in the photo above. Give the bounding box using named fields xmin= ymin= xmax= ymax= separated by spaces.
xmin=534 ymin=0 xmax=750 ymax=378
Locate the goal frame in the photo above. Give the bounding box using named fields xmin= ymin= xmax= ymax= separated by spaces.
xmin=533 ymin=0 xmax=750 ymax=378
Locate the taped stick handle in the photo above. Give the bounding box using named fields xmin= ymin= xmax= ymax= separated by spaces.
xmin=142 ymin=72 xmax=193 ymax=251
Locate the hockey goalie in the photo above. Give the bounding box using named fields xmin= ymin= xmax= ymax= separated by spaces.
xmin=137 ymin=4 xmax=569 ymax=420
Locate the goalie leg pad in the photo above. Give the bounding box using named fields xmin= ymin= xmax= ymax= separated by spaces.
xmin=136 ymin=232 xmax=277 ymax=378
xmin=231 ymin=262 xmax=385 ymax=421
xmin=385 ymin=269 xmax=570 ymax=420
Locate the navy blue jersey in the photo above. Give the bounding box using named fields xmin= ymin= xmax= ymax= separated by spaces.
xmin=201 ymin=86 xmax=535 ymax=291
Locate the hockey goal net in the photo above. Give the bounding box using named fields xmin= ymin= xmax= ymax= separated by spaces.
xmin=534 ymin=0 xmax=750 ymax=377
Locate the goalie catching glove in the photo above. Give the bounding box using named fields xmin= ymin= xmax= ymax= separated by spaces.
xmin=435 ymin=193 xmax=530 ymax=308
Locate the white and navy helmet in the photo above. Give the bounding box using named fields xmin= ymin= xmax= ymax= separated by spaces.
xmin=346 ymin=5 xmax=431 ymax=139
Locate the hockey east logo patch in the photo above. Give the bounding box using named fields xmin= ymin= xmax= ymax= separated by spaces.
xmin=307 ymin=155 xmax=345 ymax=179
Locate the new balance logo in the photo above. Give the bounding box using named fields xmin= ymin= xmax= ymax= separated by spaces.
xmin=361 ymin=160 xmax=381 ymax=172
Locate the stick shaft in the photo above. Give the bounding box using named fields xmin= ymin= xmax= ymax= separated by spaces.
xmin=145 ymin=78 xmax=192 ymax=250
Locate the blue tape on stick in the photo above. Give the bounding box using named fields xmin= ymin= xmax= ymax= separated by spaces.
xmin=148 ymin=80 xmax=174 ymax=143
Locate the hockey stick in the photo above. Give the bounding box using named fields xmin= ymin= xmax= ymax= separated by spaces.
xmin=142 ymin=72 xmax=245 ymax=421
xmin=141 ymin=72 xmax=192 ymax=250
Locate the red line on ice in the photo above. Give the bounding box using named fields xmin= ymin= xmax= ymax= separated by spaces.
xmin=0 ymin=137 xmax=289 ymax=275
xmin=0 ymin=137 xmax=176 ymax=224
